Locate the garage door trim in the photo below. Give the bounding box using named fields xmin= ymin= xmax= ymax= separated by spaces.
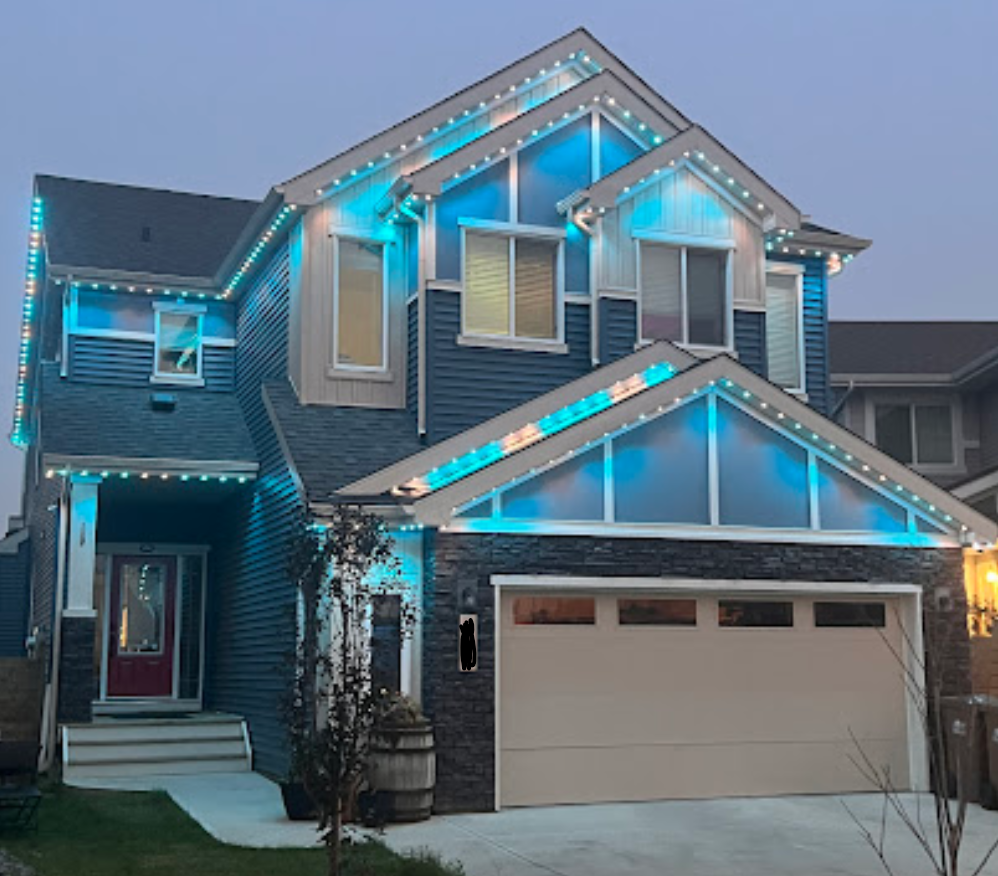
xmin=491 ymin=575 xmax=928 ymax=810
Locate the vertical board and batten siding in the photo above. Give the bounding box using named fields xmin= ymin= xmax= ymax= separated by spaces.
xmin=0 ymin=538 xmax=30 ymax=657
xmin=770 ymin=254 xmax=830 ymax=414
xmin=425 ymin=289 xmax=591 ymax=442
xmin=734 ymin=309 xmax=767 ymax=379
xmin=207 ymin=242 xmax=302 ymax=778
xmin=598 ymin=167 xmax=765 ymax=308
xmin=67 ymin=336 xmax=235 ymax=392
xmin=407 ymin=298 xmax=419 ymax=420
xmin=598 ymin=297 xmax=637 ymax=363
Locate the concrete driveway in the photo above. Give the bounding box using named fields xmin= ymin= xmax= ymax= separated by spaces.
xmin=382 ymin=794 xmax=998 ymax=876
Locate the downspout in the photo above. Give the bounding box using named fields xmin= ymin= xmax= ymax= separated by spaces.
xmin=39 ymin=478 xmax=70 ymax=773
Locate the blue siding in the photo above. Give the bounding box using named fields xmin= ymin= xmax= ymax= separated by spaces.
xmin=599 ymin=118 xmax=644 ymax=178
xmin=734 ymin=309 xmax=767 ymax=379
xmin=0 ymin=538 xmax=29 ymax=657
xmin=435 ymin=160 xmax=510 ymax=281
xmin=425 ymin=288 xmax=591 ymax=442
xmin=768 ymin=255 xmax=829 ymax=414
xmin=68 ymin=336 xmax=235 ymax=392
xmin=598 ymin=297 xmax=637 ymax=363
xmin=208 ymin=242 xmax=301 ymax=778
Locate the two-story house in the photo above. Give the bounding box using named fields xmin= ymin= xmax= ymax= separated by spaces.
xmin=10 ymin=28 xmax=996 ymax=812
xmin=831 ymin=321 xmax=998 ymax=697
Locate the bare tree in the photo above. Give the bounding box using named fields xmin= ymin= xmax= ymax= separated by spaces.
xmin=844 ymin=606 xmax=998 ymax=876
xmin=285 ymin=507 xmax=413 ymax=876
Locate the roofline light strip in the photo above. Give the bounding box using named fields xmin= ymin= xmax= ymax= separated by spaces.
xmin=313 ymin=51 xmax=605 ymax=200
xmin=11 ymin=196 xmax=44 ymax=448
xmin=45 ymin=467 xmax=252 ymax=484
xmin=446 ymin=377 xmax=974 ymax=540
xmin=396 ymin=360 xmax=678 ymax=498
xmin=59 ymin=279 xmax=225 ymax=301
xmin=222 ymin=204 xmax=298 ymax=298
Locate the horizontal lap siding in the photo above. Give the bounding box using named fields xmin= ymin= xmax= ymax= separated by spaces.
xmin=68 ymin=336 xmax=235 ymax=391
xmin=598 ymin=297 xmax=637 ymax=364
xmin=426 ymin=289 xmax=591 ymax=443
xmin=0 ymin=540 xmax=30 ymax=656
xmin=208 ymin=243 xmax=301 ymax=778
xmin=734 ymin=309 xmax=766 ymax=379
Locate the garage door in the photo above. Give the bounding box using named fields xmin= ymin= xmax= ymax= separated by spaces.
xmin=499 ymin=589 xmax=912 ymax=807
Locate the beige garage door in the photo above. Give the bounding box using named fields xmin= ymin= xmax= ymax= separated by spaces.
xmin=500 ymin=589 xmax=912 ymax=807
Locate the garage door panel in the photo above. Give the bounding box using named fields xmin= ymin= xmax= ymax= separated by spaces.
xmin=500 ymin=590 xmax=913 ymax=807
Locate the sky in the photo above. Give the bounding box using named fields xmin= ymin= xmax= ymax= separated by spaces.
xmin=0 ymin=0 xmax=996 ymax=522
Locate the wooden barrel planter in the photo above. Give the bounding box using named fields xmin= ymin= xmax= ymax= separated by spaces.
xmin=366 ymin=723 xmax=436 ymax=822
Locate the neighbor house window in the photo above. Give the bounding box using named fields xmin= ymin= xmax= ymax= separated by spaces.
xmin=463 ymin=228 xmax=561 ymax=341
xmin=335 ymin=237 xmax=386 ymax=370
xmin=639 ymin=241 xmax=729 ymax=348
xmin=718 ymin=600 xmax=794 ymax=628
xmin=765 ymin=267 xmax=804 ymax=391
xmin=154 ymin=306 xmax=203 ymax=381
xmin=513 ymin=596 xmax=595 ymax=625
xmin=874 ymin=402 xmax=954 ymax=465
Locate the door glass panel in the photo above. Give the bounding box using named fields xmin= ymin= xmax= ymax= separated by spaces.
xmin=118 ymin=562 xmax=166 ymax=654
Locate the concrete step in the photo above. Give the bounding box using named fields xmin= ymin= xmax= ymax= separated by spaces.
xmin=62 ymin=713 xmax=252 ymax=781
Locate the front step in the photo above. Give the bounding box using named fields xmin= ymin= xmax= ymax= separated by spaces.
xmin=62 ymin=713 xmax=252 ymax=783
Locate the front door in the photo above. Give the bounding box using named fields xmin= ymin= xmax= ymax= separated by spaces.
xmin=107 ymin=556 xmax=176 ymax=697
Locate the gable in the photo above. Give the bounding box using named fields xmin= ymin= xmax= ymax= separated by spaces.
xmin=453 ymin=391 xmax=946 ymax=544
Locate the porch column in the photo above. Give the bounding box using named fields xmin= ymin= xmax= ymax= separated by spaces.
xmin=58 ymin=475 xmax=100 ymax=723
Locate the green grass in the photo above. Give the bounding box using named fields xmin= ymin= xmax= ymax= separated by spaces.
xmin=0 ymin=786 xmax=462 ymax=876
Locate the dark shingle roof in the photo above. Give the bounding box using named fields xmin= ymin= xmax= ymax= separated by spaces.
xmin=36 ymin=175 xmax=260 ymax=280
xmin=830 ymin=322 xmax=998 ymax=377
xmin=39 ymin=364 xmax=256 ymax=464
xmin=264 ymin=380 xmax=424 ymax=501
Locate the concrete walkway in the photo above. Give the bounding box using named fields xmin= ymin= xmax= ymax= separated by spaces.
xmin=68 ymin=773 xmax=998 ymax=875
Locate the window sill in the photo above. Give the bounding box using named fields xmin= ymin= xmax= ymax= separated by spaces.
xmin=150 ymin=375 xmax=205 ymax=388
xmin=457 ymin=334 xmax=569 ymax=355
xmin=326 ymin=366 xmax=394 ymax=383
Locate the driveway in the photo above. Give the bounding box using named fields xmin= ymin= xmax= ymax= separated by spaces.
xmin=382 ymin=794 xmax=998 ymax=876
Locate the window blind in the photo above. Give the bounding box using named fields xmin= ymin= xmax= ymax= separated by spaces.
xmin=765 ymin=272 xmax=801 ymax=389
xmin=337 ymin=238 xmax=384 ymax=368
xmin=465 ymin=232 xmax=510 ymax=336
xmin=640 ymin=243 xmax=682 ymax=341
xmin=514 ymin=237 xmax=557 ymax=339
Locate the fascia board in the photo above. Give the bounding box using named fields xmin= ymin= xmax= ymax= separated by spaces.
xmin=42 ymin=454 xmax=259 ymax=476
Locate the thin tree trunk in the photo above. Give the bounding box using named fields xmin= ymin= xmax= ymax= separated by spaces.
xmin=326 ymin=801 xmax=342 ymax=876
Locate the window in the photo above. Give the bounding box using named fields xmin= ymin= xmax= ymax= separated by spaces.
xmin=335 ymin=237 xmax=386 ymax=369
xmin=464 ymin=229 xmax=561 ymax=341
xmin=718 ymin=600 xmax=794 ymax=628
xmin=814 ymin=602 xmax=886 ymax=628
xmin=618 ymin=598 xmax=697 ymax=626
xmin=512 ymin=596 xmax=595 ymax=625
xmin=874 ymin=403 xmax=954 ymax=465
xmin=639 ymin=241 xmax=729 ymax=347
xmin=765 ymin=268 xmax=803 ymax=391
xmin=154 ymin=307 xmax=202 ymax=381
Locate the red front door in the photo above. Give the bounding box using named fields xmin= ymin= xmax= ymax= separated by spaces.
xmin=107 ymin=556 xmax=176 ymax=698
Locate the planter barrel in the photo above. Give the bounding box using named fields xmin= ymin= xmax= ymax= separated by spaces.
xmin=367 ymin=724 xmax=436 ymax=822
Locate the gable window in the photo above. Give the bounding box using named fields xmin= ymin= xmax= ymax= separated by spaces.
xmin=463 ymin=226 xmax=562 ymax=342
xmin=154 ymin=305 xmax=203 ymax=382
xmin=334 ymin=236 xmax=387 ymax=370
xmin=874 ymin=402 xmax=954 ymax=466
xmin=765 ymin=265 xmax=804 ymax=392
xmin=639 ymin=240 xmax=730 ymax=348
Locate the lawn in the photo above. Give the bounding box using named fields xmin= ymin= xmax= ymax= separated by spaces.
xmin=0 ymin=786 xmax=462 ymax=876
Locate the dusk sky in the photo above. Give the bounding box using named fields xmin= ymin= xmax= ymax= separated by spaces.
xmin=0 ymin=0 xmax=995 ymax=523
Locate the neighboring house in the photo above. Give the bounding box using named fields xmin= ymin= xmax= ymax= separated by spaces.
xmin=0 ymin=518 xmax=30 ymax=657
xmin=831 ymin=321 xmax=998 ymax=696
xmin=10 ymin=28 xmax=996 ymax=811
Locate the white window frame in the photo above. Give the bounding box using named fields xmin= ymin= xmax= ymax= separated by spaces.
xmin=764 ymin=261 xmax=806 ymax=395
xmin=152 ymin=302 xmax=205 ymax=385
xmin=331 ymin=233 xmax=390 ymax=373
xmin=459 ymin=218 xmax=566 ymax=350
xmin=634 ymin=232 xmax=734 ymax=353
xmin=867 ymin=394 xmax=962 ymax=474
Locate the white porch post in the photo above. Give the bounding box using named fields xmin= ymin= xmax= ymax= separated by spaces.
xmin=63 ymin=475 xmax=100 ymax=617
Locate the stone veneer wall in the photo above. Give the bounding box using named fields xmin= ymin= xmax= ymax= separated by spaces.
xmin=57 ymin=616 xmax=96 ymax=724
xmin=421 ymin=532 xmax=969 ymax=812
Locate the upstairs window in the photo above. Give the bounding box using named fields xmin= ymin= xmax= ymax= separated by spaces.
xmin=463 ymin=227 xmax=561 ymax=341
xmin=639 ymin=241 xmax=729 ymax=348
xmin=154 ymin=306 xmax=202 ymax=382
xmin=874 ymin=402 xmax=954 ymax=466
xmin=334 ymin=237 xmax=387 ymax=370
xmin=765 ymin=266 xmax=804 ymax=392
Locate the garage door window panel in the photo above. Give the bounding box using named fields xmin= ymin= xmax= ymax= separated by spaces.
xmin=618 ymin=598 xmax=697 ymax=626
xmin=719 ymin=600 xmax=794 ymax=628
xmin=814 ymin=602 xmax=887 ymax=629
xmin=513 ymin=596 xmax=596 ymax=626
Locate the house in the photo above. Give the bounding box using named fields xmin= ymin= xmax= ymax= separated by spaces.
xmin=830 ymin=321 xmax=998 ymax=696
xmin=10 ymin=28 xmax=996 ymax=812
